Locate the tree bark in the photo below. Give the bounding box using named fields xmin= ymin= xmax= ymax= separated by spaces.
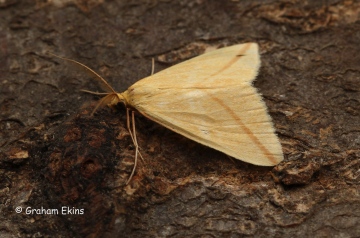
xmin=1 ymin=0 xmax=359 ymax=237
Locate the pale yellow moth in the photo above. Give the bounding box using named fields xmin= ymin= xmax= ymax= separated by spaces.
xmin=51 ymin=43 xmax=284 ymax=184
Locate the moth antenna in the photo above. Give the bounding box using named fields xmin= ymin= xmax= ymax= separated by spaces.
xmin=81 ymin=90 xmax=111 ymax=96
xmin=48 ymin=52 xmax=117 ymax=93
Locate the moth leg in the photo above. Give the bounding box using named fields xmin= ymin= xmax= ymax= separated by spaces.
xmin=90 ymin=94 xmax=115 ymax=116
xmin=131 ymin=111 xmax=144 ymax=162
xmin=126 ymin=108 xmax=136 ymax=184
xmin=125 ymin=109 xmax=144 ymax=161
xmin=125 ymin=109 xmax=144 ymax=185
xmin=226 ymin=155 xmax=236 ymax=164
xmin=151 ymin=58 xmax=155 ymax=75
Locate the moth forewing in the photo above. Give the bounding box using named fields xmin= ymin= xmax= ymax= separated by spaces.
xmin=124 ymin=43 xmax=283 ymax=166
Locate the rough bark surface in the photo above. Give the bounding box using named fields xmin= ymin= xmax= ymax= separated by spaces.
xmin=0 ymin=0 xmax=359 ymax=237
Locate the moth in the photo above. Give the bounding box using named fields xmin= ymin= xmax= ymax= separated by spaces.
xmin=51 ymin=43 xmax=284 ymax=184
